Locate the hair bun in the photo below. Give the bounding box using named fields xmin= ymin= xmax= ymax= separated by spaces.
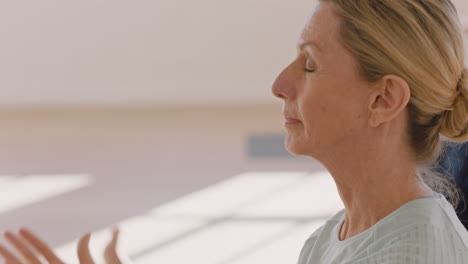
xmin=439 ymin=68 xmax=468 ymax=142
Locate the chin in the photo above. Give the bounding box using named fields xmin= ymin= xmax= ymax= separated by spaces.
xmin=284 ymin=140 xmax=308 ymax=156
xmin=284 ymin=136 xmax=318 ymax=159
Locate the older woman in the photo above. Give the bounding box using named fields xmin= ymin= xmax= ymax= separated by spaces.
xmin=1 ymin=0 xmax=468 ymax=263
xmin=272 ymin=0 xmax=468 ymax=263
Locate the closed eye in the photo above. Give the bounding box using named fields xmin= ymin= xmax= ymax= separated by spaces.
xmin=304 ymin=57 xmax=315 ymax=73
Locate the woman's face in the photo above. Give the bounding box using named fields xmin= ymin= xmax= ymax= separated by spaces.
xmin=272 ymin=2 xmax=372 ymax=159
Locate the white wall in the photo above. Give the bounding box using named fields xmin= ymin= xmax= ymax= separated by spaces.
xmin=0 ymin=0 xmax=314 ymax=107
xmin=0 ymin=0 xmax=466 ymax=107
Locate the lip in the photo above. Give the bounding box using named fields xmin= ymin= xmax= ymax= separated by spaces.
xmin=284 ymin=118 xmax=301 ymax=124
xmin=283 ymin=110 xmax=301 ymax=124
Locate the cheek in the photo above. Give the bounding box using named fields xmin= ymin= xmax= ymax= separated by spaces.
xmin=300 ymin=91 xmax=361 ymax=137
xmin=298 ymin=72 xmax=367 ymax=138
xmin=299 ymin=94 xmax=334 ymax=131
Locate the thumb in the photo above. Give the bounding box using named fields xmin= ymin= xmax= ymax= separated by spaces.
xmin=104 ymin=228 xmax=122 ymax=264
xmin=77 ymin=233 xmax=95 ymax=264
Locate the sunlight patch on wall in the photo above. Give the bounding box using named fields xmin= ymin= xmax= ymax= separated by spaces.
xmin=54 ymin=170 xmax=341 ymax=264
xmin=0 ymin=174 xmax=93 ymax=214
xmin=148 ymin=171 xmax=311 ymax=217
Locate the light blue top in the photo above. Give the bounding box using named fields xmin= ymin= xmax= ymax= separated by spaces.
xmin=297 ymin=192 xmax=468 ymax=264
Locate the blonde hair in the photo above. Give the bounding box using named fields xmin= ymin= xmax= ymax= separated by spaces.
xmin=321 ymin=0 xmax=468 ymax=208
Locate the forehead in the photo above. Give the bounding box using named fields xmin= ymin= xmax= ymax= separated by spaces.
xmin=298 ymin=2 xmax=341 ymax=52
xmin=297 ymin=3 xmax=364 ymax=83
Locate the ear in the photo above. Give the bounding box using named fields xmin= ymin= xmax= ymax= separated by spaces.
xmin=368 ymin=74 xmax=411 ymax=127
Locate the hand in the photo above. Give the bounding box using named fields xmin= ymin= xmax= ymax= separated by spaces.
xmin=0 ymin=227 xmax=123 ymax=264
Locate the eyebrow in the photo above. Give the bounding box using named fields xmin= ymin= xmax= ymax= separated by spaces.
xmin=297 ymin=41 xmax=322 ymax=52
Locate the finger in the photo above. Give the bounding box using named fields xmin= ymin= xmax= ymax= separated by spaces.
xmin=104 ymin=228 xmax=122 ymax=264
xmin=0 ymin=244 xmax=22 ymax=264
xmin=4 ymin=231 xmax=41 ymax=264
xmin=19 ymin=228 xmax=64 ymax=264
xmin=77 ymin=233 xmax=95 ymax=264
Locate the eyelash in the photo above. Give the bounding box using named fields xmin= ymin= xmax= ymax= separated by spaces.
xmin=304 ymin=57 xmax=315 ymax=73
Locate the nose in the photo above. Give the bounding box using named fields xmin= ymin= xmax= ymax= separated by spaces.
xmin=271 ymin=63 xmax=295 ymax=101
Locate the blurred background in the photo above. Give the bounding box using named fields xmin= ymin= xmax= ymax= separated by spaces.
xmin=0 ymin=0 xmax=467 ymax=263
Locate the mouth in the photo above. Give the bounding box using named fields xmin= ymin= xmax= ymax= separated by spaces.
xmin=284 ymin=118 xmax=301 ymax=125
xmin=283 ymin=110 xmax=301 ymax=124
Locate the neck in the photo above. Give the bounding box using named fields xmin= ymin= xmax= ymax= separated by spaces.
xmin=337 ymin=175 xmax=433 ymax=240
xmin=319 ymin=144 xmax=433 ymax=241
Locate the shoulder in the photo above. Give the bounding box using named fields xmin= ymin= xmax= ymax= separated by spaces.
xmin=375 ymin=193 xmax=468 ymax=248
xmin=353 ymin=236 xmax=468 ymax=264
xmin=372 ymin=194 xmax=468 ymax=247
xmin=354 ymin=223 xmax=468 ymax=264
xmin=354 ymin=195 xmax=468 ymax=263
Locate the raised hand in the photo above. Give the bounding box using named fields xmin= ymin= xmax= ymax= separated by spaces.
xmin=0 ymin=228 xmax=123 ymax=264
